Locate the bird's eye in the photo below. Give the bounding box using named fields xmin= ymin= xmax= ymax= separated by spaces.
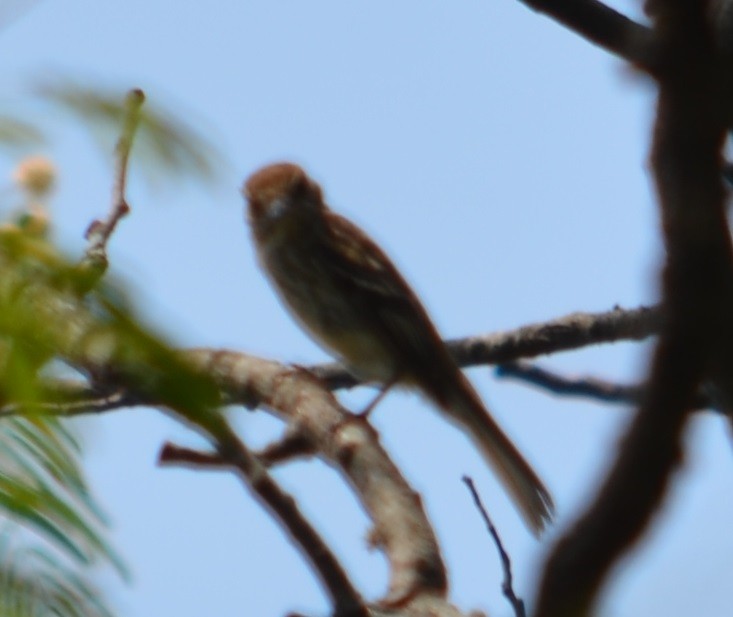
xmin=265 ymin=196 xmax=290 ymax=219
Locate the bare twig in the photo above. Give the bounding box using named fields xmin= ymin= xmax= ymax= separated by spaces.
xmin=161 ymin=423 xmax=368 ymax=617
xmin=158 ymin=443 xmax=223 ymax=468
xmin=497 ymin=362 xmax=645 ymax=405
xmin=497 ymin=362 xmax=715 ymax=411
xmin=462 ymin=476 xmax=526 ymax=617
xmin=159 ymin=438 xmax=318 ymax=469
xmin=518 ymin=0 xmax=656 ymax=69
xmin=256 ymin=429 xmax=318 ymax=465
xmin=0 ymin=379 xmax=150 ymax=417
xmin=78 ymin=88 xmax=144 ymax=285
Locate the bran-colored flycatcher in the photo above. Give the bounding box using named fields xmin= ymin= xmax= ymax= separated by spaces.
xmin=244 ymin=162 xmax=553 ymax=534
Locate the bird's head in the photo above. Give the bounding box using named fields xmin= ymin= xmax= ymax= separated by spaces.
xmin=244 ymin=163 xmax=325 ymax=239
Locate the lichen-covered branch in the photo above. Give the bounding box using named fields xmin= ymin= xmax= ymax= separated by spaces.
xmin=311 ymin=304 xmax=661 ymax=390
xmin=183 ymin=349 xmax=448 ymax=607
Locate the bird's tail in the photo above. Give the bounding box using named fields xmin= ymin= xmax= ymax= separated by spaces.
xmin=437 ymin=373 xmax=554 ymax=535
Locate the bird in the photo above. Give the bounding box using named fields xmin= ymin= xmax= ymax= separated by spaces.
xmin=243 ymin=162 xmax=553 ymax=534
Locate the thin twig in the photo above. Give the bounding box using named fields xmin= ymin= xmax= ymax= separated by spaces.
xmin=256 ymin=429 xmax=317 ymax=465
xmin=462 ymin=476 xmax=526 ymax=617
xmin=160 ymin=423 xmax=368 ymax=617
xmin=497 ymin=362 xmax=716 ymax=411
xmin=79 ymin=88 xmax=145 ymax=285
xmin=159 ymin=443 xmax=226 ymax=468
xmin=497 ymin=362 xmax=645 ymax=405
xmin=0 ymin=382 xmax=147 ymax=417
xmin=160 ymin=436 xmax=317 ymax=470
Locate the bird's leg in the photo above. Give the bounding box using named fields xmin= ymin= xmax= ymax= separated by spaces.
xmin=358 ymin=377 xmax=398 ymax=418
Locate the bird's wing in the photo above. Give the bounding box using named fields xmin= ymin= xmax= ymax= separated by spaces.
xmin=322 ymin=211 xmax=456 ymax=386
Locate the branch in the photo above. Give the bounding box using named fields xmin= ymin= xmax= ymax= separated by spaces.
xmin=78 ymin=88 xmax=144 ymax=286
xmin=463 ymin=476 xmax=525 ymax=617
xmin=257 ymin=429 xmax=318 ymax=465
xmin=3 ymin=265 xmax=456 ymax=612
xmin=310 ymin=304 xmax=661 ymax=390
xmin=0 ymin=382 xmax=147 ymax=417
xmin=159 ymin=439 xmax=318 ymax=470
xmin=497 ymin=362 xmax=644 ymax=406
xmin=0 ymin=87 xmax=482 ymax=616
xmin=155 ymin=357 xmax=481 ymax=615
xmin=0 ymin=304 xmax=662 ymax=418
xmin=0 ymin=262 xmax=371 ymax=613
xmin=535 ymin=2 xmax=733 ymax=614
xmin=159 ymin=443 xmax=223 ymax=467
xmin=159 ymin=437 xmax=368 ymax=617
xmin=22 ymin=343 xmax=454 ymax=609
xmin=496 ymin=361 xmax=715 ymax=411
xmin=518 ymin=0 xmax=656 ymax=69
xmin=183 ymin=350 xmax=448 ymax=606
xmin=13 ymin=346 xmax=725 ymax=424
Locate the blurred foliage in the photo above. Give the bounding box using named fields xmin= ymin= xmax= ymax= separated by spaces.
xmin=36 ymin=79 xmax=224 ymax=188
xmin=0 ymin=415 xmax=126 ymax=577
xmin=0 ymin=214 xmax=221 ymax=421
xmin=0 ymin=116 xmax=44 ymax=150
xmin=0 ymin=533 xmax=114 ymax=617
xmin=0 ymin=220 xmax=125 ymax=616
xmin=0 ymin=79 xmax=227 ymax=616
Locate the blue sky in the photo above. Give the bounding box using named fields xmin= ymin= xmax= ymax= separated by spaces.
xmin=2 ymin=1 xmax=732 ymax=616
